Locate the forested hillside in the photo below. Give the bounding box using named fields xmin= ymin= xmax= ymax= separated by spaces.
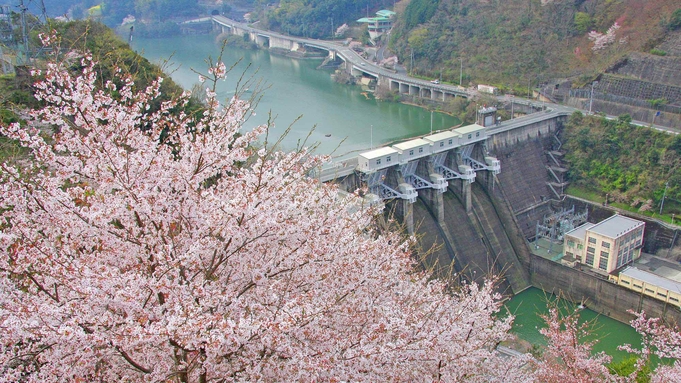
xmin=389 ymin=0 xmax=680 ymax=90
xmin=257 ymin=0 xmax=393 ymax=38
xmin=563 ymin=112 xmax=681 ymax=214
xmin=0 ymin=19 xmax=200 ymax=161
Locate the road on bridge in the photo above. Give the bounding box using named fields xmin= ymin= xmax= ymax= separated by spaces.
xmin=211 ymin=16 xmax=678 ymax=136
xmin=212 ymin=15 xmax=468 ymax=98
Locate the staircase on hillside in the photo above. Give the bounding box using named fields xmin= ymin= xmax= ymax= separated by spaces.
xmin=546 ymin=135 xmax=569 ymax=199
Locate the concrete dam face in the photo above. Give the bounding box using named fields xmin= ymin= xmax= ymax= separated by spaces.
xmin=335 ymin=111 xmax=681 ymax=324
xmin=411 ymin=131 xmax=681 ymax=326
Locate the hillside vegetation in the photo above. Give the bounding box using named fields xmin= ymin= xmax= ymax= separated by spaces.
xmin=563 ymin=112 xmax=681 ymax=214
xmin=0 ymin=20 xmax=201 ymax=161
xmin=389 ymin=0 xmax=680 ymax=90
xmin=257 ymin=0 xmax=391 ymax=38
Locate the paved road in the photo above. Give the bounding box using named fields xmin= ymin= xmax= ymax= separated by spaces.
xmin=212 ymin=16 xmax=468 ymax=97
xmin=212 ymin=16 xmax=678 ymax=136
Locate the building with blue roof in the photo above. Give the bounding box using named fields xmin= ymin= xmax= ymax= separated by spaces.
xmin=357 ymin=10 xmax=396 ymax=40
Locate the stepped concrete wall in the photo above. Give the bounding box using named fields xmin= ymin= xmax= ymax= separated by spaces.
xmin=565 ymin=97 xmax=681 ymax=129
xmin=495 ymin=139 xmax=554 ymax=214
xmin=610 ymin=52 xmax=681 ymax=88
xmin=472 ymin=183 xmax=531 ymax=292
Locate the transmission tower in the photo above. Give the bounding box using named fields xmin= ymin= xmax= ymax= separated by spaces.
xmin=16 ymin=0 xmax=48 ymax=65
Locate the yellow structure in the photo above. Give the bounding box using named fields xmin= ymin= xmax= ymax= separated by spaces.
xmin=611 ymin=267 xmax=681 ymax=305
xmin=564 ymin=214 xmax=644 ymax=273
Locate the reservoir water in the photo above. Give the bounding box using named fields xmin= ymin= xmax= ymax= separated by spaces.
xmin=505 ymin=287 xmax=641 ymax=363
xmin=132 ymin=34 xmax=460 ymax=158
xmin=132 ymin=34 xmax=642 ymax=361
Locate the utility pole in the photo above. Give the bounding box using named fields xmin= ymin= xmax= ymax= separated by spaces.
xmin=660 ymin=181 xmax=669 ymax=215
xmin=652 ymin=110 xmax=660 ymax=126
xmin=510 ymin=95 xmax=514 ymax=119
xmin=528 ymin=78 xmax=531 ymax=98
xmin=589 ymin=80 xmax=598 ymax=115
xmin=18 ymin=0 xmax=29 ymax=64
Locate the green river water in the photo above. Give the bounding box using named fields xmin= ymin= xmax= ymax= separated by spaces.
xmin=132 ymin=34 xmax=459 ymax=158
xmin=132 ymin=34 xmax=642 ymax=361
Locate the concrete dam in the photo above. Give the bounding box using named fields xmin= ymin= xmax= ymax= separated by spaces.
xmin=332 ymin=108 xmax=681 ymax=325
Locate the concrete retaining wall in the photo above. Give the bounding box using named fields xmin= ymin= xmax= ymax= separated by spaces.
xmin=530 ymin=254 xmax=681 ymax=324
xmin=488 ymin=116 xmax=566 ymax=151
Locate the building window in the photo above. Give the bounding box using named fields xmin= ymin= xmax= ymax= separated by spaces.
xmin=476 ymin=132 xmax=480 ymax=137
xmin=440 ymin=142 xmax=444 ymax=147
xmin=633 ymin=284 xmax=642 ymax=289
xmin=657 ymin=292 xmax=667 ymax=298
xmin=468 ymin=134 xmax=472 ymax=139
xmin=587 ymin=246 xmax=595 ymax=254
xmin=621 ymin=280 xmax=630 ymax=284
xmin=409 ymin=149 xmax=414 ymax=156
xmin=645 ymin=288 xmax=655 ymax=294
xmin=585 ymin=253 xmax=594 ymax=266
xmin=419 ymin=147 xmax=423 ymax=153
xmin=376 ymin=159 xmax=381 ymax=165
xmin=386 ymin=156 xmax=391 ymax=163
xmin=602 ymin=241 xmax=610 ymax=249
xmin=588 ymin=237 xmax=597 ymax=244
xmin=577 ymin=244 xmax=583 ymax=250
xmin=598 ymin=257 xmax=608 ymax=270
xmin=600 ymin=251 xmax=609 ymax=258
xmin=670 ymin=297 xmax=679 ymax=303
xmin=567 ymin=240 xmax=575 ymax=248
xmin=448 ymin=139 xmax=453 ymax=145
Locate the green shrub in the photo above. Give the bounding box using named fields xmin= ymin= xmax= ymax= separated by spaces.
xmin=574 ymin=12 xmax=592 ymax=34
xmin=670 ymin=8 xmax=681 ymax=30
xmin=650 ymin=48 xmax=667 ymax=56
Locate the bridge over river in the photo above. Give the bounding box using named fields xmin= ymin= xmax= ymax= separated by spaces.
xmin=211 ymin=16 xmax=469 ymax=102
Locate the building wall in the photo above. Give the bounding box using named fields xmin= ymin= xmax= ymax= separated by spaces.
xmin=585 ymin=232 xmax=616 ymax=272
xmin=564 ymin=234 xmax=585 ymax=261
xmin=612 ymin=273 xmax=681 ymax=306
xmin=584 ymin=225 xmax=644 ymax=273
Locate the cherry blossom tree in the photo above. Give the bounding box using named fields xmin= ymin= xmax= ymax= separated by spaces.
xmin=0 ymin=40 xmax=524 ymax=382
xmin=531 ymin=308 xmax=621 ymax=383
xmin=624 ymin=312 xmax=681 ymax=382
xmin=588 ymin=22 xmax=621 ymax=52
xmin=534 ymin=308 xmax=681 ymax=383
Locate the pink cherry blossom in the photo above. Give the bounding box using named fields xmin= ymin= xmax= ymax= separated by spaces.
xmin=588 ymin=22 xmax=620 ymax=52
xmin=0 ymin=43 xmax=525 ymax=382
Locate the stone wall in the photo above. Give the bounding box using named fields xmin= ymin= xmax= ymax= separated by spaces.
xmin=609 ymin=52 xmax=681 ymax=88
